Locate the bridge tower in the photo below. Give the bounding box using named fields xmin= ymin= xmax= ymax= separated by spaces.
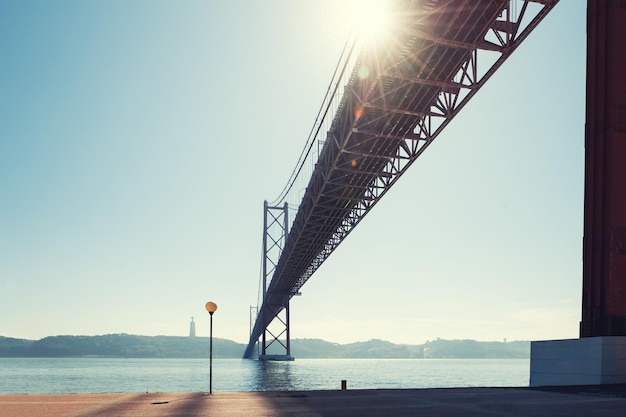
xmin=580 ymin=0 xmax=626 ymax=338
xmin=530 ymin=0 xmax=626 ymax=386
xmin=250 ymin=201 xmax=294 ymax=361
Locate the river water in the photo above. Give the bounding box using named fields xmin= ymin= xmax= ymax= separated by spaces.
xmin=0 ymin=358 xmax=529 ymax=394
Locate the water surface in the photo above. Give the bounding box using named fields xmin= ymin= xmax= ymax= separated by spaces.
xmin=0 ymin=358 xmax=529 ymax=394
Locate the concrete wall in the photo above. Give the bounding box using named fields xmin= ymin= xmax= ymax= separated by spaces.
xmin=530 ymin=337 xmax=626 ymax=386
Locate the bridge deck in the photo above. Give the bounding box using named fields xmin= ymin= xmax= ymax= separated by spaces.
xmin=246 ymin=0 xmax=559 ymax=358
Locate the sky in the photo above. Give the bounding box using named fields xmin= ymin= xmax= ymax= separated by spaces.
xmin=0 ymin=0 xmax=586 ymax=346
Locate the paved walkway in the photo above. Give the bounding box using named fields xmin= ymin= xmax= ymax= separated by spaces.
xmin=2 ymin=386 xmax=626 ymax=417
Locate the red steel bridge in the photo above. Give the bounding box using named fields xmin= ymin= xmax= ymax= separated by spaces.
xmin=244 ymin=0 xmax=560 ymax=359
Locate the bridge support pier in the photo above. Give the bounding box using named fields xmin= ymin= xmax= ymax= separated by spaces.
xmin=530 ymin=0 xmax=626 ymax=386
xmin=245 ymin=201 xmax=294 ymax=361
xmin=260 ymin=299 xmax=294 ymax=361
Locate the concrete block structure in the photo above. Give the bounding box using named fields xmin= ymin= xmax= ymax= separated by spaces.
xmin=531 ymin=337 xmax=626 ymax=386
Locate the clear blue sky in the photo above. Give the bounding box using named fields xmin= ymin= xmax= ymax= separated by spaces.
xmin=1 ymin=1 xmax=585 ymax=345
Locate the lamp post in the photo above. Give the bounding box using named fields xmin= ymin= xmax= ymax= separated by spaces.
xmin=205 ymin=301 xmax=217 ymax=394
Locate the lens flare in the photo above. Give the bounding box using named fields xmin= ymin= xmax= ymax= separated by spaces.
xmin=350 ymin=0 xmax=394 ymax=45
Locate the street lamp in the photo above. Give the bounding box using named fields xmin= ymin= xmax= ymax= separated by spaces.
xmin=205 ymin=301 xmax=218 ymax=394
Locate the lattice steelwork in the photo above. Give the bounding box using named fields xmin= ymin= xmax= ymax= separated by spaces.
xmin=245 ymin=0 xmax=559 ymax=358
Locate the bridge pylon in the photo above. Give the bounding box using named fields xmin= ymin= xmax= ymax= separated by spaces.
xmin=244 ymin=201 xmax=294 ymax=360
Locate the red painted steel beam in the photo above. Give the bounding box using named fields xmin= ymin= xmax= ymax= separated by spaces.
xmin=580 ymin=0 xmax=626 ymax=337
xmin=245 ymin=0 xmax=560 ymax=358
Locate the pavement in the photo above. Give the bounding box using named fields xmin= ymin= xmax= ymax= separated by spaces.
xmin=1 ymin=385 xmax=626 ymax=417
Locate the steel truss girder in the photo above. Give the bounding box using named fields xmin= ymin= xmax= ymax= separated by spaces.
xmin=245 ymin=0 xmax=559 ymax=358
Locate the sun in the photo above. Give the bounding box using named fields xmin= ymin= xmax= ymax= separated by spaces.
xmin=348 ymin=0 xmax=395 ymax=46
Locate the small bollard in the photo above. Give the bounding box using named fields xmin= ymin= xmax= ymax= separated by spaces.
xmin=341 ymin=380 xmax=347 ymax=390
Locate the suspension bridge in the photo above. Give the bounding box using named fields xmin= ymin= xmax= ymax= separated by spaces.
xmin=244 ymin=0 xmax=560 ymax=360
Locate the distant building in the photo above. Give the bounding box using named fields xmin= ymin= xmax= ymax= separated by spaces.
xmin=189 ymin=317 xmax=196 ymax=337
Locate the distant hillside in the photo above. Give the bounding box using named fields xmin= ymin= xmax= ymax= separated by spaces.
xmin=286 ymin=338 xmax=421 ymax=358
xmin=0 ymin=335 xmax=244 ymax=358
xmin=421 ymin=338 xmax=530 ymax=359
xmin=285 ymin=338 xmax=529 ymax=359
xmin=0 ymin=335 xmax=529 ymax=359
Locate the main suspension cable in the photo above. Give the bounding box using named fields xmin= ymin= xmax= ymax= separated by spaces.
xmin=268 ymin=31 xmax=357 ymax=206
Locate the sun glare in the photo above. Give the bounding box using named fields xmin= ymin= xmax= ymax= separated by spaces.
xmin=348 ymin=0 xmax=394 ymax=45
